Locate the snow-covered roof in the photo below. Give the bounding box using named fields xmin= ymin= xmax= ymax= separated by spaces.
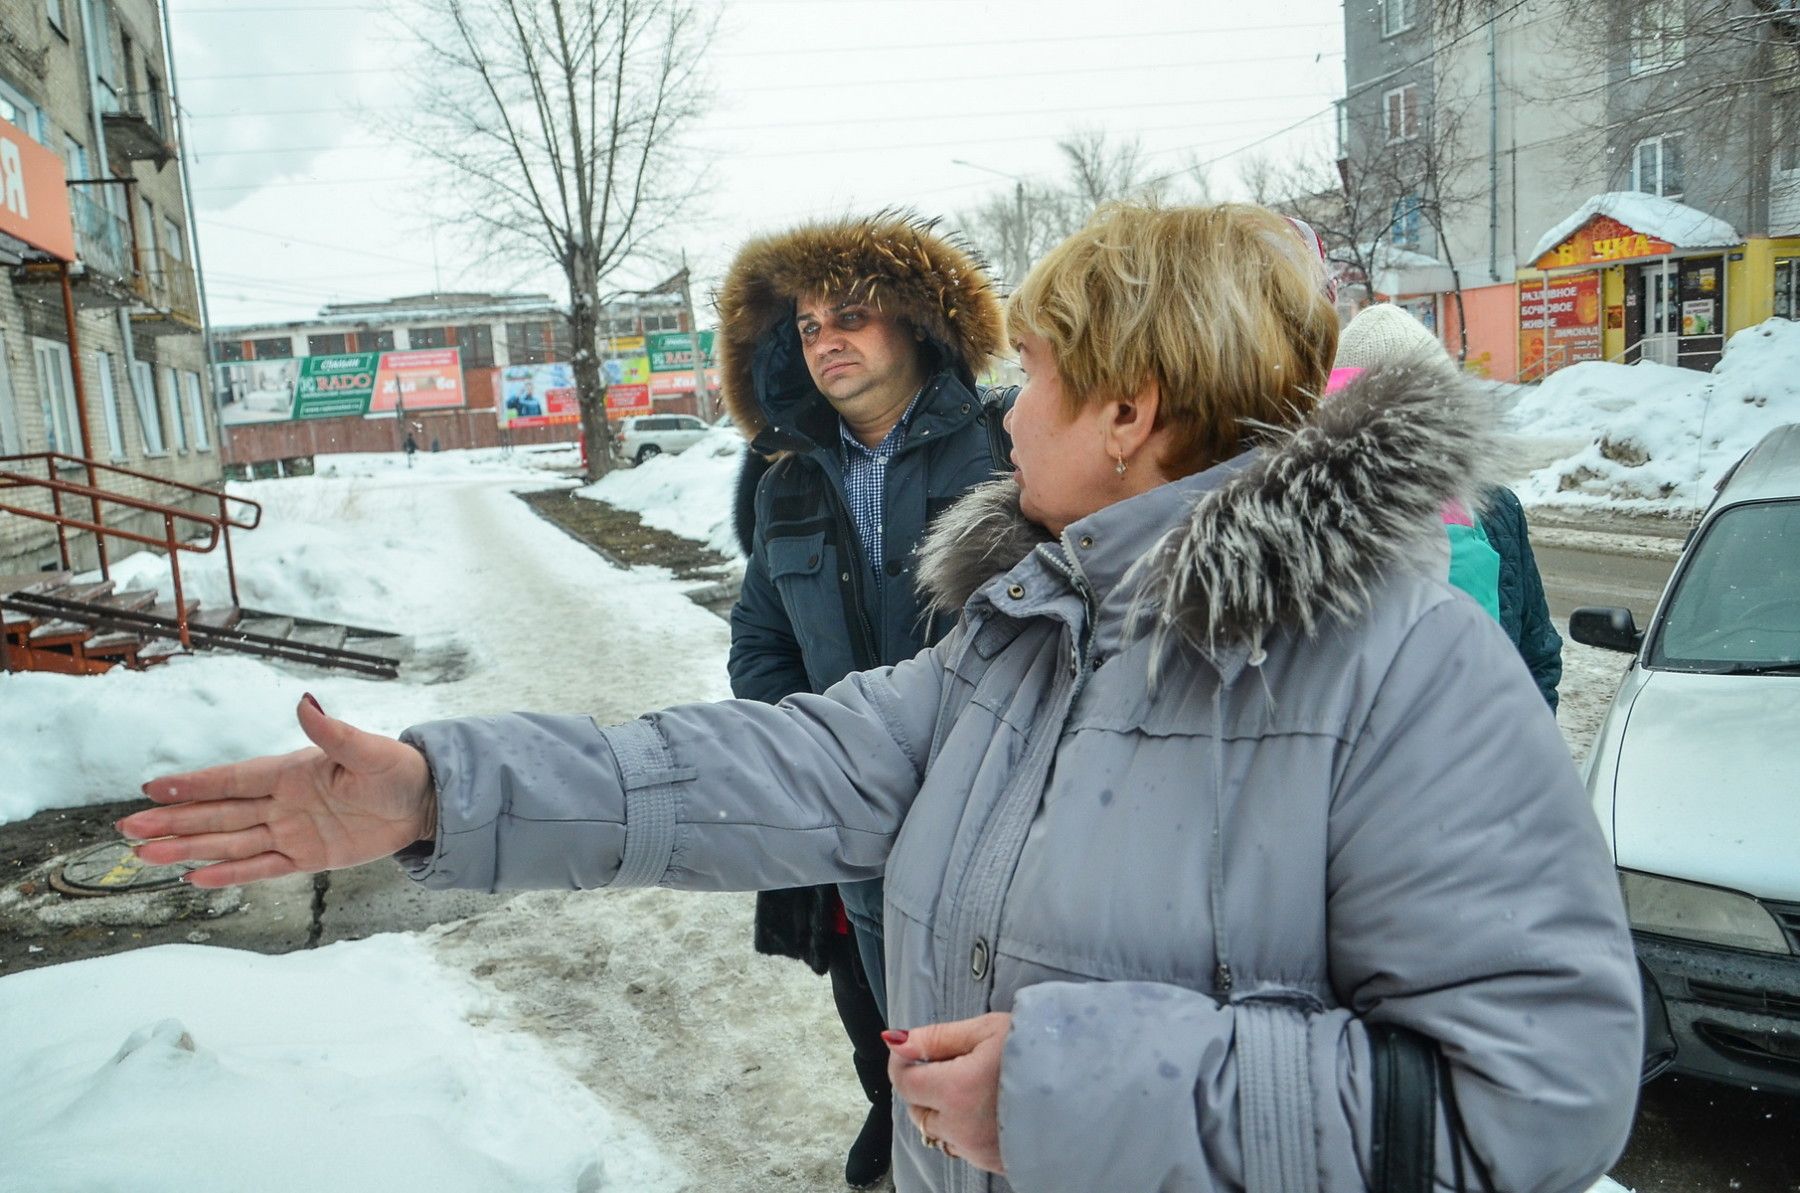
xmin=1529 ymin=192 xmax=1740 ymax=266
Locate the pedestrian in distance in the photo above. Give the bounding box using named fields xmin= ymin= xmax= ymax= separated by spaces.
xmin=719 ymin=211 xmax=1013 ymax=1188
xmin=123 ymin=202 xmax=1640 ymax=1193
xmin=1336 ymin=301 xmax=1565 ymax=708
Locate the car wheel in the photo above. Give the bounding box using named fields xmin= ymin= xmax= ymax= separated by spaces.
xmin=635 ymin=444 xmax=662 ymax=465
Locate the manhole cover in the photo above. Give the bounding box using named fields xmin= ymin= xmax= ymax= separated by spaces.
xmin=50 ymin=840 xmax=198 ymax=897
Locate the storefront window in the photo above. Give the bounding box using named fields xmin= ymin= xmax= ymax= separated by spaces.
xmin=1777 ymin=260 xmax=1797 ymax=322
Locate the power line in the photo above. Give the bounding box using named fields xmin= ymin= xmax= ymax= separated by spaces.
xmin=198 ymin=216 xmax=439 ymax=268
xmin=180 ymin=50 xmax=1344 ymax=120
xmin=182 ymin=22 xmax=1339 ymax=80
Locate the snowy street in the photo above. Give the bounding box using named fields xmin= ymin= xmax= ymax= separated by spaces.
xmin=2 ymin=366 xmax=1797 ymax=1189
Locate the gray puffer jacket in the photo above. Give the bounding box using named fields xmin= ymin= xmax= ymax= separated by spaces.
xmin=400 ymin=365 xmax=1641 ymax=1193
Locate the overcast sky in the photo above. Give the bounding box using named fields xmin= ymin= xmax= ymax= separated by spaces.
xmin=169 ymin=0 xmax=1348 ymax=328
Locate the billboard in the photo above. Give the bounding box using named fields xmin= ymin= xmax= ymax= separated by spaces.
xmin=370 ymin=348 xmax=464 ymax=415
xmin=218 ymin=359 xmax=303 ymax=426
xmin=646 ymin=331 xmax=716 ymax=372
xmin=649 ymin=368 xmax=721 ymax=397
xmin=1535 ymin=215 xmax=1676 ymax=269
xmin=499 ymin=362 xmax=581 ymax=429
xmin=604 ymin=383 xmax=652 ymax=418
xmin=293 ymin=353 xmax=379 ymax=420
xmin=603 ymin=354 xmax=650 ymax=386
xmin=1518 ymin=272 xmax=1602 ymax=380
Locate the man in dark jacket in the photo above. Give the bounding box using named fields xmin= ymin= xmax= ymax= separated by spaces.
xmin=716 ymin=213 xmax=1007 ymax=1189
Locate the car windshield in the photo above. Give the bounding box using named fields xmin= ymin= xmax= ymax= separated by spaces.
xmin=1650 ymin=499 xmax=1800 ymax=672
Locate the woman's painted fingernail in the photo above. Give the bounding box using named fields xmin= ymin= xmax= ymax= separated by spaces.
xmin=881 ymin=1030 xmax=909 ymax=1046
xmin=302 ymin=692 xmax=323 ymax=714
xmin=139 ymin=781 xmax=152 ymax=795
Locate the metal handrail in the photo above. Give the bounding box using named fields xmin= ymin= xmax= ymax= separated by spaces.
xmin=0 ymin=460 xmax=251 ymax=649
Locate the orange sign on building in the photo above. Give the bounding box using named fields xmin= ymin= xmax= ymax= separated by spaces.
xmin=0 ymin=116 xmax=76 ymax=262
xmin=1518 ymin=272 xmax=1603 ymax=381
xmin=1535 ymin=215 xmax=1674 ymax=269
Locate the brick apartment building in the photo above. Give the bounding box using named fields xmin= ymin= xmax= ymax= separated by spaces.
xmin=1 ymin=0 xmax=220 ymax=575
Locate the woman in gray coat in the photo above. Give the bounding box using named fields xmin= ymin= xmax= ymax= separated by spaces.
xmin=125 ymin=203 xmax=1641 ymax=1193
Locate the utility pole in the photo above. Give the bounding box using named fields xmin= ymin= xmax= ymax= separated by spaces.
xmin=1012 ymin=179 xmax=1027 ymax=290
xmin=678 ymin=252 xmax=711 ymax=421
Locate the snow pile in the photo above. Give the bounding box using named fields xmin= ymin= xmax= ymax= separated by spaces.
xmin=0 ymin=936 xmax=683 ymax=1192
xmin=4 ymin=446 xmax=731 ymax=826
xmin=1511 ymin=319 xmax=1800 ymax=513
xmin=577 ymin=426 xmax=746 ymax=561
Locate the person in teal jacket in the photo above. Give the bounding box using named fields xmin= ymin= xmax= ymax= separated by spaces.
xmin=1335 ymin=303 xmax=1562 ymax=709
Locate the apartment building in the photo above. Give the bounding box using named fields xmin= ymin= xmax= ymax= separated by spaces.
xmin=1339 ymin=0 xmax=1800 ymax=380
xmin=0 ymin=0 xmax=218 ymax=574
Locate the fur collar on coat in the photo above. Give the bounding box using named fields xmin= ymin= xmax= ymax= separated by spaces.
xmin=916 ymin=362 xmax=1511 ymax=653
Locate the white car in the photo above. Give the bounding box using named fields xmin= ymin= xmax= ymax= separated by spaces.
xmin=612 ymin=414 xmax=711 ymax=465
xmin=1572 ymin=422 xmax=1800 ymax=1095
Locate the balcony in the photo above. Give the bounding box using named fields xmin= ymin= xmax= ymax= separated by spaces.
xmin=9 ymin=184 xmax=141 ymax=307
xmin=132 ymin=248 xmax=202 ymax=336
xmin=102 ymin=90 xmax=177 ymax=169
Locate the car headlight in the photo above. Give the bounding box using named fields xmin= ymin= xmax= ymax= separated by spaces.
xmin=1619 ymin=871 xmax=1792 ymax=955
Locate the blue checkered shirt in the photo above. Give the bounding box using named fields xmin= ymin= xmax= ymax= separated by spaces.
xmin=838 ymin=389 xmax=925 ymax=591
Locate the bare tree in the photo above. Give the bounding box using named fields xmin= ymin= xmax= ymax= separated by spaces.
xmin=1058 ymin=129 xmax=1156 ymax=209
xmin=394 ymin=0 xmax=714 ymax=476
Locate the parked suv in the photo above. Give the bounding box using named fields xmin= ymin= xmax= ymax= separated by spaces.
xmin=613 ymin=414 xmax=711 ymax=465
xmin=1572 ymin=422 xmax=1800 ymax=1094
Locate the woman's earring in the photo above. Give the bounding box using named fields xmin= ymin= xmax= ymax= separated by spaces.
xmin=1114 ymin=454 xmax=1128 ymax=477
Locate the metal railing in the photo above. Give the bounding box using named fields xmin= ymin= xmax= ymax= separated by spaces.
xmin=0 ymin=452 xmax=262 ymax=646
xmin=67 ymin=184 xmax=135 ymax=282
xmin=138 ymin=247 xmax=201 ymax=324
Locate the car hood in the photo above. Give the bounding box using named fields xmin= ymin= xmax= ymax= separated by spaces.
xmin=1611 ymin=670 xmax=1800 ymax=902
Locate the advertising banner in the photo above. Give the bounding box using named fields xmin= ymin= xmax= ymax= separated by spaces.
xmin=499 ymin=362 xmax=581 ymax=429
xmin=646 ymin=331 xmax=716 ymax=372
xmin=648 ymin=368 xmax=721 ymax=397
xmin=293 ymin=353 xmax=380 ymax=420
xmin=369 ymin=348 xmax=464 ymax=415
xmin=1518 ymin=272 xmax=1602 ymax=380
xmin=604 ymin=383 xmax=652 ymax=418
xmin=217 ymin=359 xmax=302 ymax=426
xmin=0 ymin=115 xmax=76 ymax=261
xmin=603 ymin=355 xmax=650 ymax=386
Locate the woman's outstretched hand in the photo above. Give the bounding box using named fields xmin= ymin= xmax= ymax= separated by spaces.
xmin=118 ymin=694 xmax=436 ymax=889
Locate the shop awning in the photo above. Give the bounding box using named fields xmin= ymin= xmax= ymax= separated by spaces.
xmin=1530 ymin=192 xmax=1739 ymax=270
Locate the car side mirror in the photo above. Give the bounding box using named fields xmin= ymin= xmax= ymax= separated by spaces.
xmin=1570 ymin=606 xmax=1645 ymax=654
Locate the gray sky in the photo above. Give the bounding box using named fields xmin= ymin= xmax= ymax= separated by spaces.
xmin=170 ymin=0 xmax=1347 ymax=328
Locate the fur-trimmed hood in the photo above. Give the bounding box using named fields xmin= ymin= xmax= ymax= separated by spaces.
xmin=714 ymin=213 xmax=1004 ymax=440
xmin=917 ymin=363 xmax=1510 ymax=652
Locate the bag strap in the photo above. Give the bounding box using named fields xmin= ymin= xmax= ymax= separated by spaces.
xmin=1369 ymin=1023 xmax=1438 ymax=1193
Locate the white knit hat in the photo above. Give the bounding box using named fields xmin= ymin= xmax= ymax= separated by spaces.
xmin=1335 ymin=303 xmax=1458 ymax=380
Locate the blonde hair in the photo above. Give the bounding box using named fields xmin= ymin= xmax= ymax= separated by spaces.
xmin=1005 ymin=203 xmax=1339 ymax=476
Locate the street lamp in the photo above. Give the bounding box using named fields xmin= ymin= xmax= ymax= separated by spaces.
xmin=952 ymin=158 xmax=1029 ymax=289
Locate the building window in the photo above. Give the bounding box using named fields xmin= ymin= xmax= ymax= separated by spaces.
xmin=1383 ymin=85 xmax=1421 ymax=144
xmin=1380 ymin=0 xmax=1417 ymax=37
xmin=93 ymin=349 xmax=124 ymax=457
xmin=0 ymin=78 xmax=45 ymax=141
xmin=183 ymin=371 xmax=209 ymax=450
xmin=31 ymin=338 xmax=80 ymax=455
xmin=455 ymin=323 xmax=495 ymax=368
xmin=85 ymin=0 xmax=116 ymax=94
xmin=1391 ymin=194 xmax=1426 ymax=250
xmin=215 ymin=340 xmax=245 ymax=363
xmin=131 ymin=360 xmax=164 ymax=454
xmin=507 ymin=321 xmax=557 ymax=365
xmin=1777 ymin=93 xmax=1800 ymax=173
xmin=145 ymin=70 xmax=167 ymax=136
xmin=407 ymin=326 xmax=451 ymax=349
xmin=1629 ymin=0 xmax=1685 ymax=75
xmin=162 ymin=216 xmax=184 ymax=262
xmin=355 ymin=329 xmax=395 ymax=352
xmin=1775 ymin=259 xmax=1797 ymax=321
xmin=306 ymin=332 xmax=349 ymax=356
xmin=603 ymin=314 xmax=639 ymax=337
xmin=247 ymin=336 xmax=293 ymax=360
xmin=163 ymin=366 xmax=186 ymax=452
xmin=640 ymin=310 xmax=684 ymax=333
xmin=46 ymin=0 xmax=66 ymax=34
xmin=1633 ymin=135 xmax=1684 ymax=199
